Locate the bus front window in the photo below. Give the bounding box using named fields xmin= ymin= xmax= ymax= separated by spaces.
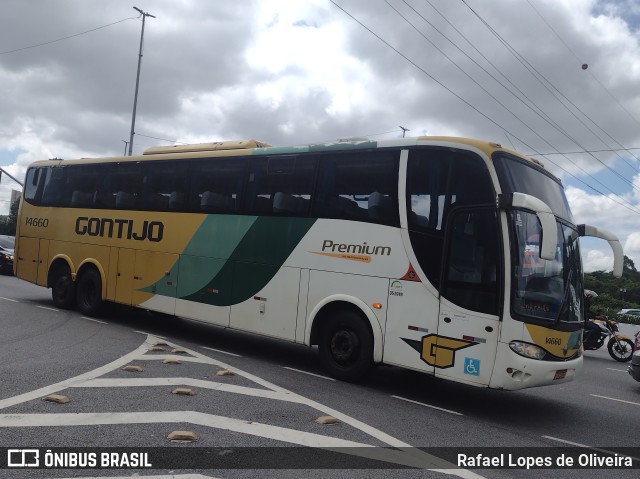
xmin=511 ymin=211 xmax=582 ymax=323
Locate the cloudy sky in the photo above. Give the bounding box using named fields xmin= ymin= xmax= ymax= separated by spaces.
xmin=1 ymin=0 xmax=639 ymax=273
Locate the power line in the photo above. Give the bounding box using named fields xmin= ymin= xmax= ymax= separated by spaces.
xmin=384 ymin=0 xmax=640 ymax=209
xmin=135 ymin=133 xmax=188 ymax=145
xmin=524 ymin=0 xmax=640 ymax=131
xmin=328 ymin=1 xmax=640 ymax=215
xmin=460 ymin=0 xmax=640 ymax=183
xmin=0 ymin=16 xmax=138 ymax=56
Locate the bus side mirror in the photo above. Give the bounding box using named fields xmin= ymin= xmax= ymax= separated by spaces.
xmin=498 ymin=192 xmax=556 ymax=261
xmin=578 ymin=224 xmax=623 ymax=277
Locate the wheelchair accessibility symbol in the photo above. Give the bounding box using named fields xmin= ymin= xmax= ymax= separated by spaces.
xmin=464 ymin=357 xmax=480 ymax=376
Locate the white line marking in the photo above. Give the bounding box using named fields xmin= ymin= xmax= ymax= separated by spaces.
xmin=74 ymin=378 xmax=306 ymax=404
xmin=0 ymin=335 xmax=484 ymax=478
xmin=201 ymin=346 xmax=242 ymax=357
xmin=36 ymin=305 xmax=59 ymax=312
xmin=591 ymin=394 xmax=640 ymax=407
xmin=392 ymin=395 xmax=463 ymax=416
xmin=283 ymin=366 xmax=336 ymax=381
xmin=0 ymin=411 xmax=451 ymax=469
xmin=133 ymin=330 xmax=166 ymax=338
xmin=0 ymin=296 xmax=18 ymax=302
xmin=542 ymin=436 xmax=640 ymax=462
xmin=146 ymin=344 xmax=416 ymax=450
xmin=606 ymin=367 xmax=627 ymax=372
xmin=0 ymin=339 xmax=153 ymax=410
xmin=81 ymin=316 xmax=108 ymax=324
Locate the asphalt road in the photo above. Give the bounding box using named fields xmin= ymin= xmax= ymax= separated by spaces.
xmin=0 ymin=273 xmax=639 ymax=479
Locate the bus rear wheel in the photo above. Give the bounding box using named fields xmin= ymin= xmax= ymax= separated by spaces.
xmin=76 ymin=268 xmax=104 ymax=317
xmin=318 ymin=310 xmax=373 ymax=382
xmin=51 ymin=264 xmax=76 ymax=309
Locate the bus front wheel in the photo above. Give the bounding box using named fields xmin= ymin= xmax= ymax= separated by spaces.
xmin=318 ymin=310 xmax=374 ymax=382
xmin=76 ymin=268 xmax=104 ymax=317
xmin=51 ymin=264 xmax=76 ymax=309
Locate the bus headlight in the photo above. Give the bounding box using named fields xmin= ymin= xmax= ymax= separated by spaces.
xmin=509 ymin=341 xmax=547 ymax=360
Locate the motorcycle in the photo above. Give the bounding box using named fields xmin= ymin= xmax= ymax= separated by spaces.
xmin=583 ymin=315 xmax=635 ymax=362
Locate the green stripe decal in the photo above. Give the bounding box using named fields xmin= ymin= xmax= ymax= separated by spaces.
xmin=181 ymin=216 xmax=316 ymax=306
xmin=141 ymin=215 xmax=257 ymax=298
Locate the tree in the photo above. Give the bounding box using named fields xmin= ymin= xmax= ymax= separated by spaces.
xmin=585 ymin=255 xmax=640 ymax=313
xmin=7 ymin=199 xmax=18 ymax=235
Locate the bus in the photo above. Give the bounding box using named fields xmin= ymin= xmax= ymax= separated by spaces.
xmin=14 ymin=136 xmax=624 ymax=390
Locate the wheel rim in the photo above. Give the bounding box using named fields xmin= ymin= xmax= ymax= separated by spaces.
xmin=613 ymin=341 xmax=633 ymax=360
xmin=330 ymin=329 xmax=360 ymax=366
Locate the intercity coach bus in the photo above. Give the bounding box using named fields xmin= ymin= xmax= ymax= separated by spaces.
xmin=14 ymin=137 xmax=623 ymax=389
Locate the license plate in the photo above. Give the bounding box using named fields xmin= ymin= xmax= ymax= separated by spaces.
xmin=553 ymin=369 xmax=567 ymax=380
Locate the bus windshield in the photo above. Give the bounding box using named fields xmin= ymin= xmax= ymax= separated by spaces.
xmin=495 ymin=154 xmax=582 ymax=324
xmin=509 ymin=211 xmax=582 ymax=323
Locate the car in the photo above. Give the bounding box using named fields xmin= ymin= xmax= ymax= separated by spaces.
xmin=0 ymin=235 xmax=15 ymax=275
xmin=618 ymin=309 xmax=640 ymax=316
xmin=629 ymin=348 xmax=640 ymax=382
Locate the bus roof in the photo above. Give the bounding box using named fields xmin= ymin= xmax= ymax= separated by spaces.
xmin=29 ymin=136 xmax=546 ymax=170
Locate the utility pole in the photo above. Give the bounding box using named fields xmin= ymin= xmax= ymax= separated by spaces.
xmin=128 ymin=6 xmax=155 ymax=156
xmin=399 ymin=125 xmax=410 ymax=138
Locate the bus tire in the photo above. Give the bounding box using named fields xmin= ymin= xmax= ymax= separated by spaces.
xmin=51 ymin=264 xmax=76 ymax=309
xmin=318 ymin=309 xmax=374 ymax=382
xmin=76 ymin=268 xmax=104 ymax=317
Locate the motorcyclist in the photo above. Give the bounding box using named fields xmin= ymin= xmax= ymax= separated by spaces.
xmin=583 ymin=290 xmax=601 ymax=344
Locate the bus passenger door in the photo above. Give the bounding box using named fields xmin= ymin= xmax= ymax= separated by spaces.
xmin=436 ymin=208 xmax=501 ymax=386
xmin=16 ymin=237 xmax=39 ymax=283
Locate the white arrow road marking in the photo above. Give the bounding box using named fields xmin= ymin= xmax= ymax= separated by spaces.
xmin=0 ymin=335 xmax=485 ymax=477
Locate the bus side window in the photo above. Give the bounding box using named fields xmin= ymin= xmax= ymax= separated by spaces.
xmin=244 ymin=156 xmax=315 ymax=216
xmin=141 ymin=162 xmax=188 ymax=212
xmin=41 ymin=167 xmax=66 ymax=206
xmin=190 ymin=159 xmax=245 ymax=214
xmin=442 ymin=209 xmax=500 ymax=315
xmin=23 ymin=168 xmax=41 ymax=204
xmin=96 ymin=164 xmax=143 ymax=210
xmin=313 ymin=151 xmax=399 ymax=225
xmin=67 ymin=165 xmax=104 ymax=208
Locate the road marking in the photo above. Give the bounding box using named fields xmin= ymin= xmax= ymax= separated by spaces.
xmin=591 ymin=394 xmax=640 ymax=407
xmin=606 ymin=367 xmax=627 ymax=372
xmin=392 ymin=395 xmax=463 ymax=416
xmin=133 ymin=330 xmax=166 ymax=338
xmin=283 ymin=366 xmax=336 ymax=381
xmin=0 ymin=411 xmax=453 ymax=469
xmin=81 ymin=316 xmax=108 ymax=324
xmin=0 ymin=334 xmax=485 ymax=478
xmin=0 ymin=340 xmax=152 ymax=411
xmin=542 ymin=436 xmax=640 ymax=462
xmin=75 ymin=378 xmax=306 ymax=404
xmin=201 ymin=346 xmax=242 ymax=357
xmin=0 ymin=296 xmax=18 ymax=302
xmin=36 ymin=305 xmax=59 ymax=312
